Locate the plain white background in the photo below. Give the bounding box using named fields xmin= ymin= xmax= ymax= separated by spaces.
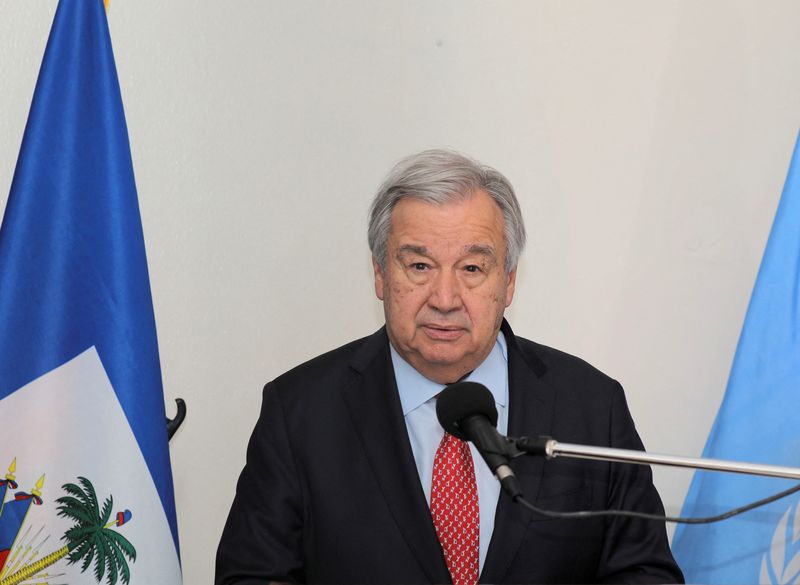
xmin=1 ymin=2 xmax=799 ymax=583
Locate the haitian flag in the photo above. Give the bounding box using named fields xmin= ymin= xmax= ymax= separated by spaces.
xmin=672 ymin=131 xmax=800 ymax=584
xmin=0 ymin=1 xmax=181 ymax=583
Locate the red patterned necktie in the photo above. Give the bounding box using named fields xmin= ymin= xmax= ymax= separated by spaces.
xmin=430 ymin=432 xmax=480 ymax=585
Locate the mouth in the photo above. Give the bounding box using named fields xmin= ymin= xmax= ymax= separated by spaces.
xmin=420 ymin=324 xmax=466 ymax=341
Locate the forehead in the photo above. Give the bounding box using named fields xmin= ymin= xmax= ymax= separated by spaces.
xmin=388 ymin=190 xmax=505 ymax=251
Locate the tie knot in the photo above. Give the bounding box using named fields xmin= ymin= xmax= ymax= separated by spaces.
xmin=439 ymin=432 xmax=471 ymax=457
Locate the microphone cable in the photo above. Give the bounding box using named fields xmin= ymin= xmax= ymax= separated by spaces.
xmin=511 ymin=481 xmax=800 ymax=524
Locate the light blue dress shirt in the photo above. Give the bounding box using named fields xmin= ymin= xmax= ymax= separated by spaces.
xmin=390 ymin=333 xmax=509 ymax=575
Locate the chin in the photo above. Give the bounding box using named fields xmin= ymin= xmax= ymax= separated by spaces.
xmin=418 ymin=348 xmax=468 ymax=367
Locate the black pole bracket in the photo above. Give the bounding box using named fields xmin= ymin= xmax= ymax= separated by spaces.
xmin=166 ymin=398 xmax=187 ymax=440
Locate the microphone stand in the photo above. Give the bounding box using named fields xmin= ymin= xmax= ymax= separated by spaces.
xmin=511 ymin=436 xmax=800 ymax=480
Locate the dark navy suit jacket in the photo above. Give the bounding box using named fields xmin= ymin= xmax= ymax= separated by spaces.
xmin=216 ymin=321 xmax=684 ymax=584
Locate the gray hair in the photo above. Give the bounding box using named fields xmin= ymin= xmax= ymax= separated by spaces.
xmin=368 ymin=149 xmax=526 ymax=273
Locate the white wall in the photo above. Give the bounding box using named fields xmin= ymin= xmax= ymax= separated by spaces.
xmin=2 ymin=2 xmax=799 ymax=583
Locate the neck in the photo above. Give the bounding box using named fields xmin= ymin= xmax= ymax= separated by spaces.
xmin=393 ymin=346 xmax=495 ymax=386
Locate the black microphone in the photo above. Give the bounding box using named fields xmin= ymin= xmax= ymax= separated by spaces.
xmin=436 ymin=382 xmax=523 ymax=499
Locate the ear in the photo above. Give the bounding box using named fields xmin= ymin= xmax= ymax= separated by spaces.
xmin=372 ymin=256 xmax=385 ymax=301
xmin=505 ymin=267 xmax=517 ymax=307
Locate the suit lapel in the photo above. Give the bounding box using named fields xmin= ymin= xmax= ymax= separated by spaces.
xmin=340 ymin=328 xmax=450 ymax=584
xmin=481 ymin=322 xmax=556 ymax=583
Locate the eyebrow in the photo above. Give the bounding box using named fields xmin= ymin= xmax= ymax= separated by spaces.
xmin=396 ymin=245 xmax=429 ymax=256
xmin=396 ymin=244 xmax=497 ymax=257
xmin=465 ymin=244 xmax=496 ymax=257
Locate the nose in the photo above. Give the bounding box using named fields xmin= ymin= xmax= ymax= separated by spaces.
xmin=427 ymin=270 xmax=463 ymax=314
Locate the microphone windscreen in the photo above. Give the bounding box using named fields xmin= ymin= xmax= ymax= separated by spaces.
xmin=436 ymin=381 xmax=499 ymax=440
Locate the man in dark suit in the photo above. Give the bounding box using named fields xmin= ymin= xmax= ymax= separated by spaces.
xmin=216 ymin=150 xmax=684 ymax=584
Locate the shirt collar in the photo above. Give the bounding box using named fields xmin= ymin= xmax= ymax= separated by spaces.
xmin=391 ymin=331 xmax=508 ymax=416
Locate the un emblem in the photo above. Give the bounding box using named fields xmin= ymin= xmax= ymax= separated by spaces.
xmin=760 ymin=501 xmax=800 ymax=584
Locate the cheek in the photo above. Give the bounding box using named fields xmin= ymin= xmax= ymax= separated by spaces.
xmin=386 ymin=282 xmax=423 ymax=316
xmin=465 ymin=288 xmax=507 ymax=327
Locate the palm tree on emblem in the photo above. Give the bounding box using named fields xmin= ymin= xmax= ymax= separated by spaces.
xmin=0 ymin=477 xmax=136 ymax=585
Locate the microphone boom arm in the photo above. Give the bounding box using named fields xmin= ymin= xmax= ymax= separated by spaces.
xmin=512 ymin=436 xmax=800 ymax=480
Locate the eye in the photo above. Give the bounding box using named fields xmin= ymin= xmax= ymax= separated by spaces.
xmin=411 ymin=262 xmax=429 ymax=271
xmin=464 ymin=264 xmax=481 ymax=273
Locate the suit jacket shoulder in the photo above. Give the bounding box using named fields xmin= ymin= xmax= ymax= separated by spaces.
xmin=512 ymin=331 xmax=623 ymax=402
xmin=269 ymin=327 xmax=389 ymax=401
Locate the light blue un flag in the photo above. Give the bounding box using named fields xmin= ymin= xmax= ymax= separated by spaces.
xmin=0 ymin=1 xmax=181 ymax=583
xmin=672 ymin=132 xmax=800 ymax=585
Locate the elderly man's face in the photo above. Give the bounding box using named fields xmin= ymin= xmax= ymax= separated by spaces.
xmin=373 ymin=190 xmax=516 ymax=384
